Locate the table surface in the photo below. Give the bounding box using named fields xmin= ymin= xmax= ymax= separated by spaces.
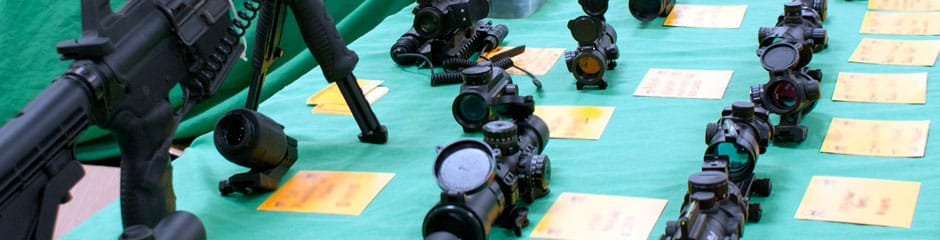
xmin=65 ymin=0 xmax=940 ymax=239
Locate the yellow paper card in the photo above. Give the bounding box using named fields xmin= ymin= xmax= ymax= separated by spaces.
xmin=312 ymin=87 xmax=389 ymax=115
xmin=531 ymin=193 xmax=667 ymax=240
xmin=869 ymin=0 xmax=940 ymax=11
xmin=820 ymin=118 xmax=929 ymax=157
xmin=633 ymin=68 xmax=733 ymax=99
xmin=663 ymin=4 xmax=747 ymax=29
xmin=795 ymin=176 xmax=921 ymax=228
xmin=257 ymin=171 xmax=394 ymax=215
xmin=860 ymin=11 xmax=940 ymax=35
xmin=307 ymin=80 xmax=386 ymax=115
xmin=306 ymin=80 xmax=382 ymax=104
xmin=533 ymin=106 xmax=615 ymax=140
xmin=481 ymin=46 xmax=564 ymax=75
xmin=849 ymin=38 xmax=940 ymax=66
xmin=833 ymin=72 xmax=927 ymax=104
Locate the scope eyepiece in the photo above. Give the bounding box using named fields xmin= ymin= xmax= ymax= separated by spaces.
xmin=215 ymin=108 xmax=298 ymax=196
xmin=390 ymin=34 xmax=422 ymax=65
xmin=414 ymin=7 xmax=446 ymax=37
xmin=629 ymin=0 xmax=676 ymax=22
xmin=214 ymin=108 xmax=296 ymax=169
xmin=423 ymin=197 xmax=490 ymax=240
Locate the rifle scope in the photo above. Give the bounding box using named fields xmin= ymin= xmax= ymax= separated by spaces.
xmin=391 ymin=0 xmax=508 ymax=67
xmin=423 ymin=118 xmax=550 ymax=239
xmin=751 ymin=0 xmax=827 ymax=143
xmin=215 ymin=108 xmax=298 ymax=196
xmin=452 ymin=65 xmax=520 ymax=132
xmin=565 ymin=1 xmax=619 ymax=90
xmin=704 ymin=102 xmax=772 ymax=183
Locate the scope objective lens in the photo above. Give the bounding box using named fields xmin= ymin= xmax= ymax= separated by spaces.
xmin=715 ymin=142 xmax=751 ymax=178
xmin=456 ymin=94 xmax=489 ymax=124
xmin=769 ymin=81 xmax=799 ymax=110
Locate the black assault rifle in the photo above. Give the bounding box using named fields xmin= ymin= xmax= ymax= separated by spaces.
xmin=0 ymin=0 xmax=244 ymax=238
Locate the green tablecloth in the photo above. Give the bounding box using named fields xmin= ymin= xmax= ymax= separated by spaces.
xmin=66 ymin=0 xmax=939 ymax=239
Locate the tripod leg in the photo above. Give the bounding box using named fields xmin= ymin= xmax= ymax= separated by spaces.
xmin=246 ymin=0 xmax=290 ymax=110
xmin=289 ymin=0 xmax=387 ymax=143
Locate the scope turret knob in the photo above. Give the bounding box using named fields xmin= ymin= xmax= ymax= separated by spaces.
xmin=731 ymin=102 xmax=756 ymax=123
xmin=461 ymin=66 xmax=492 ymax=85
xmin=805 ymin=79 xmax=821 ymax=101
xmin=811 ymin=28 xmax=828 ymax=51
xmin=749 ymin=85 xmax=765 ymax=105
xmin=752 ymin=178 xmax=773 ymax=197
xmin=691 ymin=191 xmax=717 ymax=209
xmin=523 ymin=155 xmax=551 ymax=202
xmin=483 ymin=121 xmax=519 ymax=155
xmin=504 ymin=83 xmax=518 ymax=96
xmin=748 ymin=203 xmax=764 ymax=222
xmin=688 ymin=171 xmax=729 ymax=201
xmin=784 ymin=2 xmax=802 ymax=18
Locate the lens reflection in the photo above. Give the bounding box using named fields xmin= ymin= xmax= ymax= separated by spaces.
xmin=416 ymin=12 xmax=440 ymax=36
xmin=458 ymin=94 xmax=488 ymax=123
xmin=576 ymin=55 xmax=602 ymax=75
xmin=716 ymin=142 xmax=750 ymax=176
xmin=218 ymin=114 xmax=249 ymax=145
xmin=770 ymin=81 xmax=799 ymax=109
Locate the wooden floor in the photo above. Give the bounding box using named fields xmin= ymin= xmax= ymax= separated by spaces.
xmin=53 ymin=165 xmax=121 ymax=239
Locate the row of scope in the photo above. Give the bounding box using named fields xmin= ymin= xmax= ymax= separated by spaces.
xmin=664 ymin=0 xmax=829 ymax=239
